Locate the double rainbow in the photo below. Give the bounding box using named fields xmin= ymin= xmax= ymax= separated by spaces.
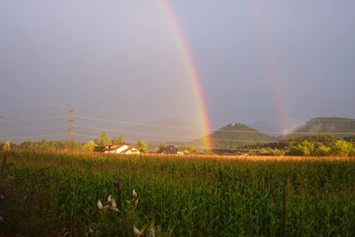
xmin=159 ymin=0 xmax=213 ymax=150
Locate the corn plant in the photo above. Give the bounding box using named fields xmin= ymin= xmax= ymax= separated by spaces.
xmin=1 ymin=151 xmax=355 ymax=236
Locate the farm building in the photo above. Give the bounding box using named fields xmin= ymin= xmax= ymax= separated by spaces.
xmin=158 ymin=145 xmax=184 ymax=155
xmin=95 ymin=144 xmax=140 ymax=155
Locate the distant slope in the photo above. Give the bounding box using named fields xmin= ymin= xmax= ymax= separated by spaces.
xmin=191 ymin=123 xmax=276 ymax=149
xmin=285 ymin=117 xmax=355 ymax=138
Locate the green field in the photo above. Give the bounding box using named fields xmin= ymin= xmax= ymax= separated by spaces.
xmin=1 ymin=151 xmax=355 ymax=236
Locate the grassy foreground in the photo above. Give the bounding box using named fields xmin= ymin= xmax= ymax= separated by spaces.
xmin=1 ymin=151 xmax=355 ymax=236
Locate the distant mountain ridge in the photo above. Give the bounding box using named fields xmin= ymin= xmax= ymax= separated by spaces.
xmin=122 ymin=117 xmax=355 ymax=151
xmin=191 ymin=123 xmax=276 ymax=149
xmin=285 ymin=117 xmax=355 ymax=138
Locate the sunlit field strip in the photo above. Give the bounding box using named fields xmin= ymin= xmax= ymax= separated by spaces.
xmin=10 ymin=148 xmax=355 ymax=162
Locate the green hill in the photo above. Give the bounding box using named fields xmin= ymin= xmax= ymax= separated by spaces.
xmin=285 ymin=117 xmax=355 ymax=138
xmin=192 ymin=123 xmax=276 ymax=150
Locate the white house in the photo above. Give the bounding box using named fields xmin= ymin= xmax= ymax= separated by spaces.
xmin=102 ymin=144 xmax=140 ymax=155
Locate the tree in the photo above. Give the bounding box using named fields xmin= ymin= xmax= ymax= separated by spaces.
xmin=180 ymin=145 xmax=196 ymax=153
xmin=350 ymin=144 xmax=355 ymax=156
xmin=0 ymin=141 xmax=10 ymax=151
xmin=288 ymin=141 xmax=314 ymax=156
xmin=230 ymin=144 xmax=237 ymax=152
xmin=159 ymin=142 xmax=167 ymax=150
xmin=112 ymin=135 xmax=125 ymax=145
xmin=100 ymin=131 xmax=111 ymax=146
xmin=272 ymin=148 xmax=284 ymax=156
xmin=93 ymin=138 xmax=99 ymax=145
xmin=314 ymin=144 xmax=331 ymax=156
xmin=260 ymin=148 xmax=270 ymax=155
xmin=83 ymin=141 xmax=96 ymax=152
xmin=332 ymin=140 xmax=352 ymax=156
xmin=111 ymin=137 xmax=119 ymax=145
xmin=136 ymin=140 xmax=148 ymax=153
xmin=118 ymin=135 xmax=125 ymax=145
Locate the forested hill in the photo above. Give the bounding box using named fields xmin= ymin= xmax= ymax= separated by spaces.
xmin=192 ymin=123 xmax=276 ymax=150
xmin=285 ymin=117 xmax=355 ymax=138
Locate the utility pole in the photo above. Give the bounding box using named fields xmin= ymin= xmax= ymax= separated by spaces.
xmin=68 ymin=107 xmax=74 ymax=141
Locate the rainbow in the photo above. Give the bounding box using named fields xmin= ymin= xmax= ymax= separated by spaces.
xmin=159 ymin=0 xmax=213 ymax=150
xmin=252 ymin=4 xmax=290 ymax=135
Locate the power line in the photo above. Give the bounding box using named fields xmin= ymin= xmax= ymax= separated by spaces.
xmin=1 ymin=113 xmax=355 ymax=145
xmin=0 ymin=114 xmax=353 ymax=135
xmin=74 ymin=114 xmax=355 ymax=136
xmin=68 ymin=108 xmax=74 ymax=141
xmin=0 ymin=116 xmax=67 ymax=122
xmin=69 ymin=103 xmax=355 ymax=123
xmin=73 ymin=133 xmax=355 ymax=146
xmin=74 ymin=125 xmax=355 ymax=144
xmin=0 ymin=124 xmax=66 ymax=132
xmin=74 ymin=125 xmax=196 ymax=140
xmin=73 ymin=133 xmax=162 ymax=145
xmin=74 ymin=124 xmax=274 ymax=142
xmin=0 ymin=133 xmax=67 ymax=141
xmin=74 ymin=115 xmax=200 ymax=131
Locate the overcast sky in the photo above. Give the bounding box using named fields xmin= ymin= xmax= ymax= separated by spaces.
xmin=1 ymin=0 xmax=354 ymax=142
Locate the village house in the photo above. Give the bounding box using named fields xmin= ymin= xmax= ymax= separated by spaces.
xmin=96 ymin=144 xmax=140 ymax=155
xmin=158 ymin=145 xmax=184 ymax=155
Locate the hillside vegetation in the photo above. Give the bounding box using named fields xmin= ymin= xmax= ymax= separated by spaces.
xmin=192 ymin=123 xmax=276 ymax=149
xmin=286 ymin=117 xmax=355 ymax=138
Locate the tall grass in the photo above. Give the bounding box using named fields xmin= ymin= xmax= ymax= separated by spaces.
xmin=1 ymin=151 xmax=354 ymax=236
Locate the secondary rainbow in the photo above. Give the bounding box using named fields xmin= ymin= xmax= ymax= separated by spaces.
xmin=252 ymin=4 xmax=291 ymax=135
xmin=159 ymin=0 xmax=213 ymax=150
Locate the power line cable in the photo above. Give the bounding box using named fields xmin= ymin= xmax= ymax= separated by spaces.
xmin=74 ymin=115 xmax=355 ymax=136
xmin=0 ymin=124 xmax=66 ymax=132
xmin=0 ymin=116 xmax=67 ymax=122
xmin=73 ymin=133 xmax=162 ymax=145
xmin=0 ymin=133 xmax=67 ymax=141
xmin=74 ymin=125 xmax=355 ymax=145
xmin=74 ymin=115 xmax=199 ymax=131
xmin=74 ymin=124 xmax=196 ymax=140
xmin=2 ymin=113 xmax=354 ymax=144
xmin=73 ymin=133 xmax=355 ymax=147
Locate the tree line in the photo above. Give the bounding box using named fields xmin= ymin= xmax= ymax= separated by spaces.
xmin=1 ymin=133 xmax=354 ymax=156
xmin=0 ymin=131 xmax=149 ymax=153
xmin=240 ymin=135 xmax=355 ymax=156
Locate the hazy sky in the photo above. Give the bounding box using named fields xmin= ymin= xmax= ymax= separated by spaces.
xmin=1 ymin=1 xmax=354 ymax=142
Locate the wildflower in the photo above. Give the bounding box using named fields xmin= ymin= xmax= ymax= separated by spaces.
xmin=0 ymin=194 xmax=4 ymax=199
xmin=107 ymin=195 xmax=117 ymax=209
xmin=89 ymin=226 xmax=94 ymax=233
xmin=0 ymin=216 xmax=3 ymax=222
xmin=126 ymin=189 xmax=139 ymax=205
xmin=132 ymin=190 xmax=137 ymax=199
xmin=106 ymin=195 xmax=119 ymax=211
xmin=107 ymin=195 xmax=112 ymax=206
xmin=98 ymin=197 xmax=119 ymax=212
xmin=133 ymin=225 xmax=141 ymax=237
xmin=10 ymin=176 xmax=14 ymax=179
xmin=110 ymin=206 xmax=120 ymax=212
xmin=148 ymin=226 xmax=155 ymax=237
xmin=97 ymin=200 xmax=103 ymax=210
xmin=111 ymin=197 xmax=117 ymax=209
